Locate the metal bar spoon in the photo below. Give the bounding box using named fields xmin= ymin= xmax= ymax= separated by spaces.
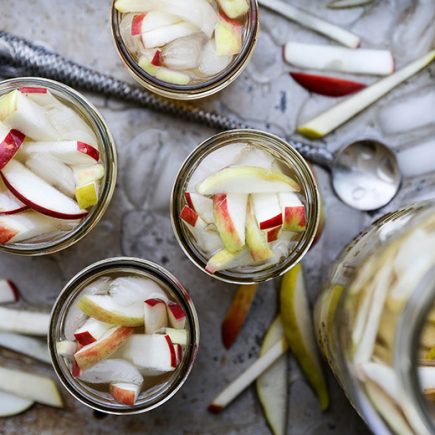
xmin=0 ymin=31 xmax=401 ymax=211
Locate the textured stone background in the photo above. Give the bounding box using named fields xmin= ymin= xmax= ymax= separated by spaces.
xmin=0 ymin=0 xmax=434 ymax=433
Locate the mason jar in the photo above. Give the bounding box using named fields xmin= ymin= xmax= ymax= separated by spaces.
xmin=170 ymin=129 xmax=321 ymax=284
xmin=49 ymin=257 xmax=200 ymax=415
xmin=0 ymin=77 xmax=117 ymax=256
xmin=315 ymin=201 xmax=435 ymax=434
xmin=110 ymin=0 xmax=259 ymax=100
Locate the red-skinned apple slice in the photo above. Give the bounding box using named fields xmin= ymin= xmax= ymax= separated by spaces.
xmin=1 ymin=160 xmax=87 ymax=220
xmin=144 ymin=298 xmax=168 ymax=333
xmin=205 ymin=248 xmax=257 ymax=274
xmin=279 ymin=192 xmax=306 ymax=232
xmin=290 ymin=73 xmax=366 ymax=97
xmin=156 ymin=327 xmax=188 ymax=345
xmin=185 ymin=192 xmax=214 ymax=224
xmin=215 ymin=19 xmax=242 ymax=56
xmin=0 ymin=279 xmax=20 ymax=303
xmin=0 ymin=332 xmax=50 ymax=363
xmin=139 ymin=10 xmax=181 ymax=34
xmin=217 ymin=0 xmax=248 ymax=19
xmin=252 ymin=193 xmax=283 ymax=230
xmin=110 ymin=382 xmax=141 ymax=406
xmin=298 ymin=50 xmax=435 ymax=139
xmin=0 ymin=307 xmax=49 ymax=335
xmin=0 ymin=391 xmax=34 ymax=417
xmin=167 ymin=302 xmax=186 ymax=329
xmin=74 ymin=318 xmax=112 ymax=346
xmin=267 ymin=226 xmax=282 ymax=243
xmin=131 ymin=13 xmax=146 ymax=35
xmin=141 ymin=22 xmax=198 ymax=49
xmin=18 ymin=86 xmax=57 ymax=107
xmin=74 ymin=326 xmax=134 ymax=371
xmin=0 ymin=122 xmax=26 ymax=170
xmin=0 ymin=178 xmax=28 ymax=215
xmin=214 ymin=193 xmax=248 ymax=253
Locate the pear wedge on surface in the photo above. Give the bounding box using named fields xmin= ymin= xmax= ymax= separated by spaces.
xmin=0 ymin=391 xmax=34 ymax=417
xmin=280 ymin=264 xmax=329 ymax=410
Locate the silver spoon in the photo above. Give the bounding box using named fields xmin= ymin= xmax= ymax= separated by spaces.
xmin=0 ymin=31 xmax=402 ymax=211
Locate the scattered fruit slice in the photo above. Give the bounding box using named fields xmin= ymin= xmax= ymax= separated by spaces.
xmin=156 ymin=327 xmax=188 ymax=345
xmin=279 ymin=192 xmax=306 ymax=232
xmin=0 ymin=122 xmax=25 ymax=170
xmin=198 ymin=167 xmax=300 ymax=195
xmin=252 ymin=193 xmax=283 ymax=230
xmin=56 ymin=340 xmax=77 ymax=358
xmin=217 ymin=0 xmax=249 ymax=18
xmin=205 ymin=248 xmax=256 ymax=274
xmin=77 ymin=295 xmax=144 ymax=327
xmin=298 ymin=50 xmax=435 ymax=139
xmin=222 ymin=283 xmax=258 ymax=349
xmin=208 ymin=337 xmax=289 ymax=413
xmin=144 ymin=298 xmax=168 ymax=333
xmin=0 ymin=332 xmax=50 ymax=363
xmin=167 ymin=303 xmax=187 ymax=329
xmin=75 ymin=182 xmax=99 ymax=209
xmin=109 ymin=276 xmax=167 ymax=306
xmin=74 ymin=326 xmax=134 ymax=370
xmin=185 ymin=192 xmax=214 ymax=224
xmin=258 ymin=0 xmax=360 ymax=48
xmin=290 ymin=72 xmax=366 ymax=97
xmin=283 ymin=42 xmax=393 ymax=76
xmin=0 ymin=391 xmax=33 ymax=417
xmin=280 ymin=264 xmax=329 ymax=410
xmin=214 ymin=193 xmax=248 ymax=253
xmin=110 ymin=382 xmax=141 ymax=406
xmin=0 ymin=366 xmax=63 ymax=408
xmin=0 ymin=307 xmax=49 ymax=335
xmin=215 ymin=20 xmax=242 ymax=56
xmin=257 ymin=316 xmax=288 ymax=435
xmin=0 ymin=279 xmax=20 ymax=303
xmin=327 ymin=0 xmax=374 ymax=8
xmin=74 ymin=318 xmax=112 ymax=346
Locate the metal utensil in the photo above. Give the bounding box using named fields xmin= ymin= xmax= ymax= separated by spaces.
xmin=0 ymin=31 xmax=402 ymax=211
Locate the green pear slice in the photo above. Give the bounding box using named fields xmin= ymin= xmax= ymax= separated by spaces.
xmin=280 ymin=263 xmax=329 ymax=410
xmin=0 ymin=307 xmax=49 ymax=336
xmin=298 ymin=50 xmax=435 ymax=139
xmin=256 ymin=316 xmax=288 ymax=435
xmin=205 ymin=248 xmax=257 ymax=274
xmin=0 ymin=390 xmax=33 ymax=417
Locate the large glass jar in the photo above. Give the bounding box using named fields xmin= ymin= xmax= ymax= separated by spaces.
xmin=315 ymin=202 xmax=435 ymax=434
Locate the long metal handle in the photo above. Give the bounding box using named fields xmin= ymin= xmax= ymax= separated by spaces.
xmin=0 ymin=31 xmax=333 ymax=168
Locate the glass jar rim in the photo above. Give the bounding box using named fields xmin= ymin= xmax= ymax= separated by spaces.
xmin=48 ymin=257 xmax=200 ymax=415
xmin=110 ymin=0 xmax=259 ymax=100
xmin=170 ymin=129 xmax=320 ymax=284
xmin=0 ymin=77 xmax=117 ymax=256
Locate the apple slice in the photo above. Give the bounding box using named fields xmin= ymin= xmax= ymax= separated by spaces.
xmin=56 ymin=340 xmax=77 ymax=358
xmin=175 ymin=344 xmax=183 ymax=366
xmin=221 ymin=283 xmax=257 ymax=349
xmin=1 ymin=161 xmax=87 ymax=220
xmin=185 ymin=192 xmax=214 ymax=224
xmin=0 ymin=391 xmax=33 ymax=417
xmin=139 ymin=11 xmax=181 ymax=34
xmin=118 ymin=334 xmax=177 ymax=375
xmin=252 ymin=193 xmax=283 ymax=230
xmin=0 ymin=366 xmax=63 ymax=408
xmin=74 ymin=318 xmax=112 ymax=346
xmin=77 ymin=295 xmax=144 ymax=327
xmin=144 ymin=298 xmax=168 ymax=333
xmin=283 ymin=42 xmax=394 ymax=76
xmin=215 ymin=20 xmax=242 ymax=56
xmin=280 ymin=264 xmax=329 ymax=410
xmin=197 ymin=167 xmax=300 ymax=195
xmin=109 ymin=276 xmax=167 ymax=306
xmin=290 ymin=73 xmax=366 ymax=97
xmin=167 ymin=303 xmax=186 ymax=329
xmin=279 ymin=192 xmax=306 ymax=232
xmin=256 ymin=316 xmax=288 ymax=435
xmin=74 ymin=326 xmax=134 ymax=370
xmin=298 ymin=50 xmax=435 ymax=139
xmin=141 ymin=22 xmax=198 ymax=49
xmin=327 ymin=0 xmax=375 ymax=8
xmin=0 ymin=307 xmax=49 ymax=336
xmin=214 ymin=193 xmax=247 ymax=253
xmin=0 ymin=90 xmax=58 ymax=141
xmin=208 ymin=337 xmax=289 ymax=413
xmin=0 ymin=178 xmax=28 ymax=216
xmin=155 ymin=67 xmax=191 ymax=85
xmin=0 ymin=332 xmax=50 ymax=363
xmin=205 ymin=248 xmax=256 ymax=274
xmin=156 ymin=327 xmax=188 ymax=345
xmin=217 ymin=0 xmax=248 ymax=19
xmin=22 ymin=140 xmax=99 ymax=165
xmin=0 ymin=279 xmax=20 ymax=303
xmin=0 ymin=121 xmax=26 ymax=170
xmin=110 ymin=382 xmax=141 ymax=406
xmin=266 ymin=226 xmax=282 ymax=243
xmin=258 ymin=0 xmax=360 ymax=48
xmin=73 ymin=164 xmax=104 ymax=187
xmin=18 ymin=86 xmax=55 ymax=106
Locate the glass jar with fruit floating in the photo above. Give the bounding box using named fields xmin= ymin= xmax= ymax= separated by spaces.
xmin=49 ymin=257 xmax=199 ymax=415
xmin=111 ymin=0 xmax=259 ymax=100
xmin=315 ymin=201 xmax=435 ymax=435
xmin=0 ymin=77 xmax=117 ymax=256
xmin=170 ymin=129 xmax=321 ymax=284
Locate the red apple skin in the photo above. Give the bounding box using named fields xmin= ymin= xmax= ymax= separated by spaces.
xmin=283 ymin=205 xmax=306 ymax=232
xmin=71 ymin=359 xmax=81 ymax=377
xmin=165 ymin=335 xmax=177 ymax=368
xmin=0 ymin=225 xmax=18 ymax=244
xmin=218 ymin=11 xmax=242 ymax=28
xmin=110 ymin=384 xmax=138 ymax=406
xmin=267 ymin=226 xmax=281 ymax=243
xmin=0 ymin=129 xmax=26 ymax=170
xmin=19 ymin=87 xmax=48 ymax=94
xmin=167 ymin=303 xmax=186 ymax=321
xmin=77 ymin=142 xmax=99 ymax=162
xmin=74 ymin=331 xmax=97 ymax=346
xmin=258 ymin=213 xmax=282 ymax=230
xmin=180 ymin=205 xmax=198 ymax=226
xmin=184 ymin=192 xmax=194 ymax=209
xmin=151 ymin=50 xmax=162 ymax=67
xmin=6 ymin=279 xmax=20 ymax=301
xmin=131 ymin=13 xmax=146 ymax=36
xmin=145 ymin=298 xmax=165 ymax=307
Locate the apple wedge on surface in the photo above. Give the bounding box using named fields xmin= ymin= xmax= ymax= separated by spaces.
xmin=74 ymin=318 xmax=112 ymax=346
xmin=222 ymin=283 xmax=257 ymax=349
xmin=298 ymin=50 xmax=435 ymax=139
xmin=214 ymin=193 xmax=248 ymax=253
xmin=0 ymin=366 xmax=63 ymax=408
xmin=280 ymin=264 xmax=329 ymax=410
xmin=0 ymin=279 xmax=20 ymax=303
xmin=109 ymin=276 xmax=167 ymax=306
xmin=0 ymin=390 xmax=33 ymax=417
xmin=257 ymin=316 xmax=288 ymax=435
xmin=0 ymin=122 xmax=25 ymax=170
xmin=0 ymin=332 xmax=50 ymax=363
xmin=144 ymin=298 xmax=168 ymax=333
xmin=252 ymin=193 xmax=283 ymax=230
xmin=198 ymin=167 xmax=300 ymax=195
xmin=0 ymin=307 xmax=49 ymax=335
xmin=279 ymin=192 xmax=306 ymax=232
xmin=156 ymin=327 xmax=188 ymax=345
xmin=110 ymin=382 xmax=141 ymax=406
xmin=185 ymin=192 xmax=214 ymax=224
xmin=77 ymin=294 xmax=144 ymax=326
xmin=215 ymin=20 xmax=242 ymax=56
xmin=208 ymin=337 xmax=289 ymax=413
xmin=205 ymin=248 xmax=256 ymax=274
xmin=167 ymin=303 xmax=187 ymax=329
xmin=0 ymin=178 xmax=28 ymax=216
xmin=74 ymin=326 xmax=134 ymax=370
xmin=1 ymin=161 xmax=87 ymax=220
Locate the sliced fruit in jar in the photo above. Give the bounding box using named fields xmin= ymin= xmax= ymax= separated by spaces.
xmin=280 ymin=264 xmax=329 ymax=410
xmin=0 ymin=366 xmax=63 ymax=408
xmin=109 ymin=276 xmax=167 ymax=306
xmin=252 ymin=193 xmax=283 ymax=230
xmin=74 ymin=326 xmax=134 ymax=371
xmin=0 ymin=391 xmax=34 ymax=417
xmin=0 ymin=332 xmax=50 ymax=363
xmin=167 ymin=302 xmax=187 ymax=329
xmin=221 ymin=283 xmax=257 ymax=349
xmin=155 ymin=67 xmax=191 ymax=85
xmin=1 ymin=161 xmax=88 ymax=220
xmin=217 ymin=0 xmax=249 ymax=19
xmin=279 ymin=192 xmax=306 ymax=232
xmin=77 ymin=294 xmax=144 ymax=326
xmin=197 ymin=166 xmax=300 ymax=195
xmin=144 ymin=298 xmax=168 ymax=333
xmin=0 ymin=178 xmax=28 ymax=216
xmin=156 ymin=327 xmax=188 ymax=345
xmin=110 ymin=382 xmax=141 ymax=406
xmin=0 ymin=122 xmax=25 ymax=170
xmin=205 ymin=248 xmax=256 ymax=273
xmin=56 ymin=340 xmax=77 ymax=357
xmin=215 ymin=20 xmax=242 ymax=56
xmin=141 ymin=22 xmax=199 ymax=49
xmin=0 ymin=279 xmax=20 ymax=303
xmin=0 ymin=307 xmax=49 ymax=335
xmin=185 ymin=192 xmax=214 ymax=224
xmin=213 ymin=193 xmax=248 ymax=253
xmin=74 ymin=318 xmax=112 ymax=346
xmin=73 ymin=164 xmax=105 ymax=187
xmin=75 ymin=181 xmax=99 ymax=209
xmin=137 ymin=11 xmax=181 ymax=34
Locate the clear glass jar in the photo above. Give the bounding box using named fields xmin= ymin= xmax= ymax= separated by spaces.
xmin=110 ymin=0 xmax=259 ymax=100
xmin=0 ymin=77 xmax=117 ymax=256
xmin=48 ymin=257 xmax=200 ymax=415
xmin=315 ymin=201 xmax=435 ymax=435
xmin=170 ymin=129 xmax=321 ymax=284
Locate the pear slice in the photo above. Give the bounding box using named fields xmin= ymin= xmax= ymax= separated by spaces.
xmin=205 ymin=248 xmax=256 ymax=274
xmin=280 ymin=263 xmax=329 ymax=410
xmin=256 ymin=316 xmax=288 ymax=435
xmin=0 ymin=390 xmax=33 ymax=417
xmin=0 ymin=332 xmax=50 ymax=364
xmin=0 ymin=307 xmax=49 ymax=336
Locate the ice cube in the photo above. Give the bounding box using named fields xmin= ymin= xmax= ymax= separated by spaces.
xmin=396 ymin=139 xmax=435 ymax=178
xmin=198 ymin=40 xmax=233 ymax=77
xmin=162 ymin=33 xmax=206 ymax=70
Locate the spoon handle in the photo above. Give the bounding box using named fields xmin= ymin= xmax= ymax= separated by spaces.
xmin=0 ymin=31 xmax=333 ymax=168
